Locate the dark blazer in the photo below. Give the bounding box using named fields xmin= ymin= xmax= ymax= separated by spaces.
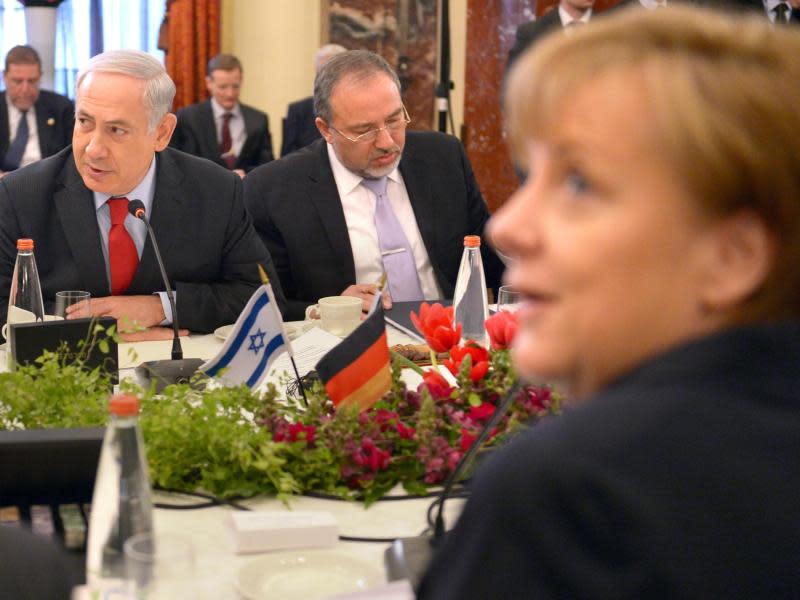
xmin=0 ymin=146 xmax=284 ymax=332
xmin=280 ymin=96 xmax=321 ymax=157
xmin=419 ymin=322 xmax=800 ymax=599
xmin=170 ymin=100 xmax=274 ymax=172
xmin=0 ymin=90 xmax=74 ymax=167
xmin=244 ymin=132 xmax=503 ymax=320
xmin=507 ymin=9 xmax=562 ymax=70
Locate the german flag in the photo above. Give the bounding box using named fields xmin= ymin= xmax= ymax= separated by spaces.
xmin=315 ymin=301 xmax=391 ymax=411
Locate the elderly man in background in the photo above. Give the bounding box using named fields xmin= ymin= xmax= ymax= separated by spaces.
xmin=280 ymin=43 xmax=347 ymax=157
xmin=170 ymin=53 xmax=274 ymax=178
xmin=244 ymin=50 xmax=502 ymax=320
xmin=0 ymin=49 xmax=280 ymax=338
xmin=1 ymin=45 xmax=73 ymax=176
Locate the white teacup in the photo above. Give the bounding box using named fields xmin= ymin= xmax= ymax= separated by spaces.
xmin=2 ymin=312 xmax=63 ymax=340
xmin=306 ymin=296 xmax=362 ymax=337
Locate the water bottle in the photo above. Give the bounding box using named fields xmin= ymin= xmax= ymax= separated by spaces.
xmin=453 ymin=235 xmax=489 ymax=345
xmin=6 ymin=238 xmax=44 ymax=338
xmin=86 ymin=393 xmax=153 ymax=589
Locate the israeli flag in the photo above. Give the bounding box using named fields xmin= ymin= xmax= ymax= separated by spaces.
xmin=200 ymin=283 xmax=290 ymax=389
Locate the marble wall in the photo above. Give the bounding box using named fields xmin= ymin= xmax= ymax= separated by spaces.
xmin=323 ymin=0 xmax=438 ymax=130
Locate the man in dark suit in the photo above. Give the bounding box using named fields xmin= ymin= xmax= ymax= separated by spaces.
xmin=0 ymin=49 xmax=280 ymax=338
xmin=170 ymin=54 xmax=273 ymax=178
xmin=723 ymin=0 xmax=800 ymax=23
xmin=245 ymin=50 xmax=502 ymax=321
xmin=507 ymin=0 xmax=596 ymax=69
xmin=280 ymin=44 xmax=346 ymax=157
xmin=1 ymin=45 xmax=73 ymax=176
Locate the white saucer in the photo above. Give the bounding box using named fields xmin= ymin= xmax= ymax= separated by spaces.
xmin=235 ymin=550 xmax=382 ymax=600
xmin=214 ymin=322 xmax=312 ymax=342
xmin=214 ymin=324 xmax=235 ymax=341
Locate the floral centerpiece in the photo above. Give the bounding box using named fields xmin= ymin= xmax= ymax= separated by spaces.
xmin=0 ymin=305 xmax=560 ymax=505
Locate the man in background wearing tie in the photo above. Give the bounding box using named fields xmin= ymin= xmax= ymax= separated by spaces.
xmin=244 ymin=50 xmax=502 ymax=320
xmin=507 ymin=0 xmax=596 ymax=70
xmin=170 ymin=53 xmax=274 ymax=178
xmin=0 ymin=45 xmax=73 ymax=177
xmin=0 ymin=49 xmax=279 ymax=338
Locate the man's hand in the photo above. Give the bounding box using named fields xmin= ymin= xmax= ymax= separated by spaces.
xmin=341 ymin=284 xmax=392 ymax=314
xmin=66 ymin=295 xmax=166 ymax=332
xmin=120 ymin=327 xmax=189 ymax=343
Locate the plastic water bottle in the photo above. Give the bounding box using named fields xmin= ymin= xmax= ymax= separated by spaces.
xmin=6 ymin=238 xmax=44 ymax=336
xmin=86 ymin=394 xmax=153 ymax=589
xmin=453 ymin=235 xmax=489 ymax=345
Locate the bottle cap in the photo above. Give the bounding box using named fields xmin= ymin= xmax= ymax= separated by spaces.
xmin=109 ymin=394 xmax=139 ymax=417
xmin=16 ymin=238 xmax=34 ymax=250
xmin=463 ymin=235 xmax=481 ymax=248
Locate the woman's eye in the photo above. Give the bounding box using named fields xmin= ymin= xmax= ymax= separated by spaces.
xmin=565 ymin=171 xmax=589 ymax=195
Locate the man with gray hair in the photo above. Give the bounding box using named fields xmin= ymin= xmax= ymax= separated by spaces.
xmin=0 ymin=49 xmax=281 ymax=337
xmin=245 ymin=49 xmax=502 ymax=320
xmin=280 ymin=44 xmax=347 ymax=157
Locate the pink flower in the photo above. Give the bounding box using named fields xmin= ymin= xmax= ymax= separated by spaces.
xmin=485 ymin=310 xmax=519 ymax=350
xmin=410 ymin=302 xmax=462 ymax=353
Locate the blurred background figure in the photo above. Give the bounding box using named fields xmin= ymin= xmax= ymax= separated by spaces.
xmin=170 ymin=53 xmax=274 ymax=178
xmin=1 ymin=45 xmax=73 ymax=177
xmin=419 ymin=6 xmax=800 ymax=599
xmin=507 ymin=0 xmax=596 ymax=70
xmin=280 ymin=43 xmax=346 ymax=157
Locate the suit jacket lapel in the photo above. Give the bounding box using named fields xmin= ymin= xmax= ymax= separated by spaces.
xmin=53 ymin=159 xmax=110 ymax=295
xmin=399 ymin=140 xmax=441 ymax=275
xmin=308 ymin=141 xmax=356 ymax=283
xmin=34 ymin=98 xmax=52 ymax=157
xmin=0 ymin=94 xmax=9 ymax=158
xmin=198 ymin=101 xmax=221 ymax=162
xmin=128 ymin=151 xmax=182 ymax=291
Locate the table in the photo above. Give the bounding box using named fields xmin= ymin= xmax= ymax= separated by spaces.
xmin=120 ymin=323 xmax=459 ymax=599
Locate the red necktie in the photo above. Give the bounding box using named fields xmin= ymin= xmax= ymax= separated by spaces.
xmin=220 ymin=112 xmax=236 ymax=169
xmin=107 ymin=197 xmax=139 ymax=295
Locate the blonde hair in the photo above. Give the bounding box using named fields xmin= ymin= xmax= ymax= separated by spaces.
xmin=505 ymin=5 xmax=800 ymax=321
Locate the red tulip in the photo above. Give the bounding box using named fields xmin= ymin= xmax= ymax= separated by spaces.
xmin=420 ymin=369 xmax=453 ymax=400
xmin=410 ymin=302 xmax=462 ymax=353
xmin=443 ymin=342 xmax=490 ymax=383
xmin=485 ymin=310 xmax=519 ymax=350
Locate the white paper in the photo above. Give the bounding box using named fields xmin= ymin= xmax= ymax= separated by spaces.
xmin=268 ymin=326 xmax=342 ymax=379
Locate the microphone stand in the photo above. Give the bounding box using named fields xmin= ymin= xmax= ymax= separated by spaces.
xmin=129 ymin=201 xmax=204 ymax=392
xmin=384 ymin=382 xmax=522 ymax=589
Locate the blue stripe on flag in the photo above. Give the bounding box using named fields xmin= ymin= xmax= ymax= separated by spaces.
xmin=204 ymin=291 xmax=270 ymax=376
xmin=245 ymin=334 xmax=285 ymax=388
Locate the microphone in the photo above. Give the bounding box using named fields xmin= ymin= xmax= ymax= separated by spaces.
xmin=127 ymin=199 xmax=204 ymax=392
xmin=384 ymin=382 xmax=522 ymax=589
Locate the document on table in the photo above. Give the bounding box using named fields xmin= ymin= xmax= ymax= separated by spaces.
xmin=268 ymin=326 xmax=342 ymax=378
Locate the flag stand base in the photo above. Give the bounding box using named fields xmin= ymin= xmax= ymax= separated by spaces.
xmin=134 ymin=359 xmax=205 ymax=393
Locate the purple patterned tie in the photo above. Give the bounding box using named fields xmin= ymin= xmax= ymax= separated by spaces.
xmin=361 ymin=177 xmax=424 ymax=302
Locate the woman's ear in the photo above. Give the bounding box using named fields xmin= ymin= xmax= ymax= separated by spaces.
xmin=698 ymin=211 xmax=775 ymax=312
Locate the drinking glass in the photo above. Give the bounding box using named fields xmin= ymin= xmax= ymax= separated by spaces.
xmin=54 ymin=290 xmax=91 ymax=318
xmin=124 ymin=532 xmax=195 ymax=599
xmin=496 ymin=285 xmax=522 ymax=312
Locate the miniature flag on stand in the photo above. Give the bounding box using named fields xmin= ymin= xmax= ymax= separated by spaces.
xmin=315 ymin=285 xmax=391 ymax=412
xmin=200 ymin=267 xmax=290 ymax=389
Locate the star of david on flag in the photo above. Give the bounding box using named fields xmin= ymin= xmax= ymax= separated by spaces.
xmin=200 ymin=277 xmax=290 ymax=389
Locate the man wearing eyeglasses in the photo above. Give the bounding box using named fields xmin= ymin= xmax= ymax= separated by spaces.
xmin=244 ymin=50 xmax=501 ymax=320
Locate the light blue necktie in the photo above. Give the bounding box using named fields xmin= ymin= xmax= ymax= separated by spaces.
xmin=2 ymin=110 xmax=29 ymax=171
xmin=361 ymin=177 xmax=424 ymax=302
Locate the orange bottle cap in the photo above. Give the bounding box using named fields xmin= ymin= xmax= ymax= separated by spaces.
xmin=109 ymin=394 xmax=140 ymax=417
xmin=16 ymin=238 xmax=34 ymax=250
xmin=463 ymin=235 xmax=481 ymax=248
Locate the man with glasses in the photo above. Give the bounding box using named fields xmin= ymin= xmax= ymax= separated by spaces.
xmin=1 ymin=45 xmax=73 ymax=177
xmin=244 ymin=50 xmax=501 ymax=320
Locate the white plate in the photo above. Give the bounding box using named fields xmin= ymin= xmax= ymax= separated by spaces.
xmin=215 ymin=322 xmax=312 ymax=342
xmin=235 ymin=550 xmax=382 ymax=600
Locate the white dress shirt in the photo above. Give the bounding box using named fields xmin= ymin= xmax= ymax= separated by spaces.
xmin=764 ymin=0 xmax=792 ymax=22
xmin=326 ymin=143 xmax=442 ymax=300
xmin=210 ymin=97 xmax=245 ymax=158
xmin=558 ymin=6 xmax=592 ymax=26
xmin=5 ymin=97 xmax=41 ymax=168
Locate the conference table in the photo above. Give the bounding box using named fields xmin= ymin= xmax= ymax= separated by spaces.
xmin=111 ymin=323 xmax=463 ymax=599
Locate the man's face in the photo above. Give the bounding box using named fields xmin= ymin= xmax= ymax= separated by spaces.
xmin=205 ymin=68 xmax=242 ymax=111
xmin=316 ymin=72 xmax=406 ymax=179
xmin=73 ymin=71 xmax=176 ymax=196
xmin=3 ymin=63 xmax=41 ymax=111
